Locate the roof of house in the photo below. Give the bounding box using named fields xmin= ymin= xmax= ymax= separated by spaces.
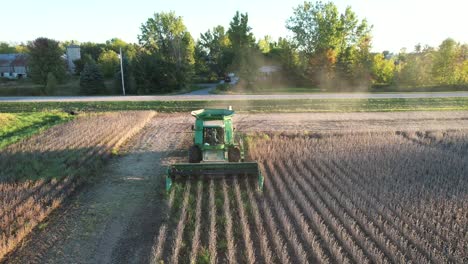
xmin=0 ymin=54 xmax=28 ymax=67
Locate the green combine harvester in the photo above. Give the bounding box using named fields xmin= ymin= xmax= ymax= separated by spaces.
xmin=166 ymin=108 xmax=263 ymax=191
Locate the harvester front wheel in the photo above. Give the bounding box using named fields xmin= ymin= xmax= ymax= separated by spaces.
xmin=189 ymin=145 xmax=202 ymax=163
xmin=228 ymin=147 xmax=241 ymax=162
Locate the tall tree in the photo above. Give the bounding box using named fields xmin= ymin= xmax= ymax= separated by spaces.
xmin=80 ymin=42 xmax=107 ymax=61
xmin=80 ymin=62 xmax=105 ymax=94
xmin=227 ymin=11 xmax=259 ymax=85
xmin=371 ymin=53 xmax=395 ymax=84
xmin=198 ymin=25 xmax=232 ymax=77
xmin=0 ymin=42 xmax=16 ymax=53
xmin=258 ymin=35 xmax=273 ymax=54
xmin=268 ymin=37 xmax=302 ymax=84
xmin=137 ymin=11 xmax=195 ymax=92
xmin=106 ymin=38 xmax=137 ymax=60
xmin=27 ymin=37 xmax=67 ymax=90
xmin=432 ymin=38 xmax=459 ymax=85
xmin=227 ymin=11 xmax=256 ymax=53
xmin=286 ymin=1 xmax=372 ymax=87
xmin=98 ymin=49 xmax=119 ymax=78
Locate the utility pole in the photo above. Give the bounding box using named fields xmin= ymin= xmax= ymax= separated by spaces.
xmin=119 ymin=47 xmax=126 ymax=96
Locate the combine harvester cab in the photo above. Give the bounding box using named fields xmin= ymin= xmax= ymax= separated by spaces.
xmin=166 ymin=108 xmax=263 ymax=191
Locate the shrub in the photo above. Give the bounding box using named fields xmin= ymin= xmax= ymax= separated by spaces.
xmin=80 ymin=62 xmax=105 ymax=94
xmin=45 ymin=72 xmax=57 ymax=95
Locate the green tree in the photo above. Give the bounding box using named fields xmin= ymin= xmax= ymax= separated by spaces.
xmin=106 ymin=38 xmax=137 ymax=60
xmin=80 ymin=62 xmax=105 ymax=94
xmin=227 ymin=11 xmax=259 ymax=86
xmin=98 ymin=50 xmax=119 ymax=78
xmin=268 ymin=37 xmax=302 ymax=84
xmin=45 ymin=72 xmax=58 ymax=95
xmin=0 ymin=42 xmax=16 ymax=53
xmin=395 ymin=45 xmax=434 ymax=87
xmin=27 ymin=37 xmax=67 ymax=87
xmin=194 ymin=43 xmax=211 ymax=80
xmin=80 ymin=42 xmax=106 ymax=61
xmin=73 ymin=54 xmax=95 ymax=75
xmin=15 ymin=44 xmax=28 ymax=53
xmin=454 ymin=44 xmax=468 ymax=84
xmin=371 ymin=53 xmax=395 ymax=84
xmin=228 ymin=12 xmax=256 ymax=52
xmin=198 ymin=25 xmax=232 ymax=78
xmin=137 ymin=11 xmax=195 ymax=92
xmin=432 ymin=38 xmax=459 ymax=85
xmin=258 ymin=35 xmax=273 ymax=54
xmin=286 ymin=1 xmax=372 ymax=87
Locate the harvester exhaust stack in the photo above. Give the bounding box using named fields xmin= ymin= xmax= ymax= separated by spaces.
xmin=166 ymin=108 xmax=263 ymax=191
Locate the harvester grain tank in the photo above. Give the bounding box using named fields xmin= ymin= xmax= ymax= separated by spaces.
xmin=166 ymin=108 xmax=263 ymax=191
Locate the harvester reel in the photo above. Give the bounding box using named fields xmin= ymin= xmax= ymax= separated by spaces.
xmin=189 ymin=145 xmax=202 ymax=163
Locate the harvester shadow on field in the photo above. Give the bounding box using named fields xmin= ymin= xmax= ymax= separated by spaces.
xmin=0 ymin=147 xmax=108 ymax=262
xmin=1 ymin=147 xmax=181 ymax=264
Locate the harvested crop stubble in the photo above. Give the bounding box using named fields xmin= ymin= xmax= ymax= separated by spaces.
xmin=0 ymin=111 xmax=155 ymax=261
xmin=250 ymin=130 xmax=468 ymax=263
xmin=152 ymin=129 xmax=467 ymax=264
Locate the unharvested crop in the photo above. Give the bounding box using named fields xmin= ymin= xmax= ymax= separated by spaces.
xmin=150 ymin=129 xmax=468 ymax=263
xmin=0 ymin=111 xmax=155 ymax=260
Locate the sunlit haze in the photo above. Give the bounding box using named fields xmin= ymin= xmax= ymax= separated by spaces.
xmin=1 ymin=0 xmax=467 ymax=52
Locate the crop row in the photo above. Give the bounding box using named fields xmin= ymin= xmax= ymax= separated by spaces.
xmin=151 ymin=129 xmax=467 ymax=263
xmin=0 ymin=111 xmax=155 ymax=261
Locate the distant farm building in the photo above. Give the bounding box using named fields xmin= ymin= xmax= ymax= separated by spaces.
xmin=0 ymin=54 xmax=28 ymax=79
xmin=66 ymin=45 xmax=81 ymax=72
xmin=259 ymin=65 xmax=281 ymax=75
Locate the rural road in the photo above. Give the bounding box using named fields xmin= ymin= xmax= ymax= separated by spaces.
xmin=185 ymin=83 xmax=218 ymax=95
xmin=1 ymin=92 xmax=468 ymax=102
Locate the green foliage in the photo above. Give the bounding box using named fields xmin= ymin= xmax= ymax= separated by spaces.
xmin=227 ymin=11 xmax=261 ymax=86
xmin=137 ymin=11 xmax=195 ymax=92
xmin=371 ymin=53 xmax=395 ymax=84
xmin=80 ymin=42 xmax=106 ymax=61
xmin=228 ymin=11 xmax=256 ymax=52
xmin=2 ymin=98 xmax=468 ymax=114
xmin=80 ymin=62 xmax=105 ymax=94
xmin=286 ymin=1 xmax=372 ymax=88
xmin=113 ymin=56 xmax=135 ymax=94
xmin=98 ymin=49 xmax=119 ymax=78
xmin=432 ymin=39 xmax=468 ymax=85
xmin=197 ymin=25 xmax=232 ymax=78
xmin=258 ymin=35 xmax=273 ymax=54
xmin=73 ymin=54 xmax=95 ymax=75
xmin=27 ymin=37 xmax=67 ymax=87
xmin=392 ymin=39 xmax=467 ymax=87
xmin=268 ymin=37 xmax=302 ymax=84
xmin=0 ymin=42 xmax=17 ymax=53
xmin=0 ymin=112 xmax=74 ymax=150
xmin=395 ymin=48 xmax=434 ymax=87
xmin=45 ymin=72 xmax=58 ymax=95
xmin=105 ymin=38 xmax=137 ymax=60
xmin=0 ymin=42 xmax=26 ymax=53
xmin=197 ymin=248 xmax=211 ymax=264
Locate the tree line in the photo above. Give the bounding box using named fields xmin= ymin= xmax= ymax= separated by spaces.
xmin=1 ymin=1 xmax=466 ymax=94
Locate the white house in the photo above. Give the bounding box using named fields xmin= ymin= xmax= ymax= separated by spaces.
xmin=0 ymin=54 xmax=28 ymax=79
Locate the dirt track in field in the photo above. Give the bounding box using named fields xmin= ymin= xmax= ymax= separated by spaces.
xmin=5 ymin=111 xmax=468 ymax=263
xmin=4 ymin=114 xmax=192 ymax=264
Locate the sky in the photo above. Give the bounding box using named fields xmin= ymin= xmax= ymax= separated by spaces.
xmin=1 ymin=0 xmax=467 ymax=52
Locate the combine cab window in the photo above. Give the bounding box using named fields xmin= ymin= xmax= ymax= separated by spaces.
xmin=204 ymin=127 xmax=224 ymax=145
